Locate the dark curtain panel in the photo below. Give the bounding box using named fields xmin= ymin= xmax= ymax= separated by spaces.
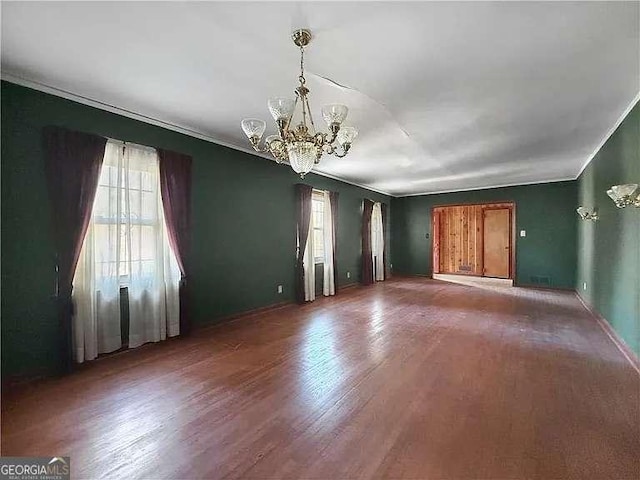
xmin=329 ymin=191 xmax=339 ymax=292
xmin=295 ymin=183 xmax=313 ymax=303
xmin=158 ymin=148 xmax=193 ymax=336
xmin=361 ymin=199 xmax=375 ymax=285
xmin=43 ymin=126 xmax=107 ymax=372
xmin=381 ymin=203 xmax=388 ymax=280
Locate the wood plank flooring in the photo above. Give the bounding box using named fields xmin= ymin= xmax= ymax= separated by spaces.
xmin=2 ymin=278 xmax=639 ymax=479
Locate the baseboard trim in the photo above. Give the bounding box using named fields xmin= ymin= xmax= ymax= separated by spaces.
xmin=515 ymin=283 xmax=575 ymax=292
xmin=391 ymin=273 xmax=432 ymax=279
xmin=195 ymin=300 xmax=294 ymax=335
xmin=161 ymin=284 xmax=368 ymax=337
xmin=195 ymin=283 xmax=363 ymax=333
xmin=575 ymin=292 xmax=640 ymax=376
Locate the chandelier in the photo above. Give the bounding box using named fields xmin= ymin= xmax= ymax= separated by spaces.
xmin=241 ymin=29 xmax=358 ymax=178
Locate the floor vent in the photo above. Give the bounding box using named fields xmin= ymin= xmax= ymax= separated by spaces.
xmin=458 ymin=265 xmax=472 ymax=272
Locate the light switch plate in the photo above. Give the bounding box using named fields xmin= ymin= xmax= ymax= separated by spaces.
xmin=520 ymin=230 xmax=526 ymax=237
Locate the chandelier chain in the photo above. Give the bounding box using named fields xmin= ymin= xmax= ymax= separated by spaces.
xmin=299 ymin=46 xmax=305 ymax=85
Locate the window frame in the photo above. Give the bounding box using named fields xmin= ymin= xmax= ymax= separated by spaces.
xmin=311 ymin=190 xmax=325 ymax=264
xmin=90 ymin=143 xmax=162 ymax=285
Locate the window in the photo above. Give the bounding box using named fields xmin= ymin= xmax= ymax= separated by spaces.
xmin=72 ymin=139 xmax=181 ymax=362
xmin=312 ymin=190 xmax=325 ymax=263
xmin=371 ymin=202 xmax=385 ymax=281
xmin=90 ymin=142 xmax=164 ymax=284
xmin=371 ymin=203 xmax=382 ymax=253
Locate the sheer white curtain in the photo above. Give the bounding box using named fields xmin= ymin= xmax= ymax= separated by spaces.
xmin=303 ymin=190 xmax=336 ymax=301
xmin=371 ymin=202 xmax=385 ymax=282
xmin=72 ymin=140 xmax=181 ymax=363
xmin=303 ymin=215 xmax=315 ymax=302
xmin=322 ymin=191 xmax=336 ymax=296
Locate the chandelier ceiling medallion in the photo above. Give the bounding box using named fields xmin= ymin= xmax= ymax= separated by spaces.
xmin=241 ymin=29 xmax=358 ymax=178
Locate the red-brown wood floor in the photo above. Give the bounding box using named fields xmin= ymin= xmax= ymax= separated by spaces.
xmin=2 ymin=278 xmax=639 ymax=479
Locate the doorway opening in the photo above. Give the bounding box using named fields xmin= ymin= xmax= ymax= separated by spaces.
xmin=432 ymin=202 xmax=515 ymax=282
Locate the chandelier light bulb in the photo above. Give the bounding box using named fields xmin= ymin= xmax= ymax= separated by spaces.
xmin=268 ymin=97 xmax=296 ymax=122
xmin=241 ymin=118 xmax=266 ymax=140
xmin=321 ymin=104 xmax=349 ymax=126
xmin=337 ymin=126 xmax=358 ymax=146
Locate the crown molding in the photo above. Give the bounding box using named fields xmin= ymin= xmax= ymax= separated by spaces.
xmin=397 ymin=176 xmax=577 ymax=198
xmin=1 ymin=72 xmax=393 ymax=197
xmin=4 ymin=73 xmax=635 ymax=200
xmin=1 ymin=72 xmax=266 ymax=158
xmin=576 ymin=91 xmax=640 ymax=178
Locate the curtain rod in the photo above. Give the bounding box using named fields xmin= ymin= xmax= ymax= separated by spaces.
xmin=105 ymin=137 xmax=156 ymax=152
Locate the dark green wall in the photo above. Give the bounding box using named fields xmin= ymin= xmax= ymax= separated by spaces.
xmin=576 ymin=103 xmax=639 ymax=357
xmin=391 ymin=181 xmax=578 ymax=289
xmin=1 ymin=81 xmax=390 ymax=378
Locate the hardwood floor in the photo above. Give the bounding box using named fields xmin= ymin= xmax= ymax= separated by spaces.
xmin=2 ymin=278 xmax=639 ymax=479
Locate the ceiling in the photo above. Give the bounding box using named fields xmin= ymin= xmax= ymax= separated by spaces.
xmin=2 ymin=2 xmax=638 ymax=196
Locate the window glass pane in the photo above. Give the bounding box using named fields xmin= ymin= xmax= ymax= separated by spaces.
xmin=98 ymin=165 xmax=112 ymax=187
xmin=125 ymin=190 xmax=141 ymax=221
xmin=93 ymin=186 xmax=110 ymax=219
xmin=140 ymin=226 xmax=156 ymax=260
xmin=314 ymin=228 xmax=324 ymax=261
xmin=311 ymin=193 xmax=325 ymax=261
xmin=130 ymin=225 xmax=141 ymax=262
xmin=128 ymin=169 xmax=141 ymax=190
xmin=119 ymin=225 xmax=129 ymax=277
xmin=141 ymin=191 xmax=157 ymax=221
xmin=141 ymin=171 xmax=155 ymax=191
xmin=86 ymin=143 xmax=169 ymax=287
xmin=109 ymin=186 xmax=118 ymax=220
xmin=94 ymin=224 xmax=115 ymax=264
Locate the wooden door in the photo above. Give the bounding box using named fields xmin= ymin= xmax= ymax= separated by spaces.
xmin=483 ymin=208 xmax=511 ymax=278
xmin=436 ymin=205 xmax=483 ymax=275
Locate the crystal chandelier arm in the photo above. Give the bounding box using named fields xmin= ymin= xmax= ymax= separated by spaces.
xmin=327 ymin=126 xmax=339 ymax=145
xmin=248 ymin=136 xmax=271 ymax=153
xmin=333 ymin=143 xmax=351 ymax=158
xmin=314 ymin=132 xmax=328 ymax=147
xmin=321 ymin=142 xmax=335 ymax=155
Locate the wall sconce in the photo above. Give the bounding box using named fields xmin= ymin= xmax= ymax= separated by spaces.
xmin=606 ymin=184 xmax=640 ymax=208
xmin=576 ymin=206 xmax=599 ymax=221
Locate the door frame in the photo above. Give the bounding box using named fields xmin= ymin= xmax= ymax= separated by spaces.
xmin=431 ymin=201 xmax=516 ymax=280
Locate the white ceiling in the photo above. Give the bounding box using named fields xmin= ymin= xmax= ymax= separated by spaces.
xmin=2 ymin=1 xmax=639 ymax=196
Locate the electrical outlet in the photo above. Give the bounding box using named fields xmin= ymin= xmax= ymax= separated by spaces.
xmin=583 ymin=282 xmax=587 ymax=291
xmin=520 ymin=230 xmax=526 ymax=237
xmin=277 ymin=285 xmax=283 ymax=294
xmin=346 ymin=271 xmax=351 ymax=279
